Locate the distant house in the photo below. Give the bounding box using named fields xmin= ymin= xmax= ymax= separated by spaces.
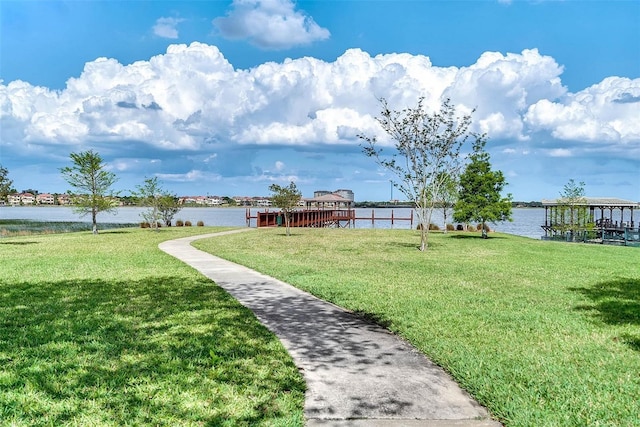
xmin=9 ymin=192 xmax=36 ymax=205
xmin=207 ymin=196 xmax=222 ymax=206
xmin=36 ymin=193 xmax=55 ymax=205
xmin=233 ymin=196 xmax=252 ymax=206
xmin=57 ymin=194 xmax=71 ymax=205
xmin=256 ymin=198 xmax=272 ymax=207
xmin=7 ymin=193 xmax=21 ymax=205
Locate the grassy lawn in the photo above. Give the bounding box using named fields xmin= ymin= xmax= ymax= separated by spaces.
xmin=193 ymin=228 xmax=640 ymax=427
xmin=0 ymin=227 xmax=305 ymax=426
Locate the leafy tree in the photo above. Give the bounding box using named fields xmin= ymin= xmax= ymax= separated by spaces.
xmin=158 ymin=194 xmax=182 ymax=226
xmin=223 ymin=196 xmax=237 ymax=206
xmin=556 ymin=179 xmax=591 ymax=241
xmin=133 ymin=177 xmax=182 ymax=229
xmin=0 ymin=165 xmax=15 ymax=203
xmin=360 ymin=97 xmax=473 ymax=251
xmin=454 ymin=137 xmax=512 ymax=238
xmin=60 ymin=150 xmax=119 ymax=234
xmin=269 ymin=181 xmax=302 ymax=236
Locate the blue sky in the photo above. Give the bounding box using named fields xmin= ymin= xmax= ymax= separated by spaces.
xmin=1 ymin=0 xmax=639 ymax=202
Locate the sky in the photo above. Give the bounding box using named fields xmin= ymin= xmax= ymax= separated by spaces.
xmin=1 ymin=0 xmax=639 ymax=202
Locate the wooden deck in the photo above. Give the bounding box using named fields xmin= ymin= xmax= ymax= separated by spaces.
xmin=253 ymin=209 xmax=356 ymax=228
xmin=246 ymin=208 xmax=414 ymax=228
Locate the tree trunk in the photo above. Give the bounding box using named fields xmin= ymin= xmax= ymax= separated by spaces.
xmin=481 ymin=220 xmax=488 ymax=239
xmin=285 ymin=212 xmax=290 ymax=236
xmin=443 ymin=208 xmax=448 ymax=234
xmin=92 ymin=209 xmax=98 ymax=234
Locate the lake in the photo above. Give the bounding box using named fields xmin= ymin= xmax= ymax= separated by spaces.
xmin=1 ymin=206 xmax=548 ymax=239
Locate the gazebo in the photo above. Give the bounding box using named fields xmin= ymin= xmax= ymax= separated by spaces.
xmin=304 ymin=193 xmax=354 ymax=210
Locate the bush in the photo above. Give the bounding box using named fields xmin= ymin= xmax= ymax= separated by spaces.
xmin=184 ymin=220 xmax=192 ymax=227
xmin=176 ymin=220 xmax=184 ymax=227
xmin=428 ymin=223 xmax=440 ymax=231
xmin=456 ymin=224 xmax=464 ymax=231
xmin=140 ymin=222 xmax=150 ymax=228
xmin=476 ymin=223 xmax=491 ymax=232
xmin=446 ymin=224 xmax=455 ymax=231
xmin=197 ymin=220 xmax=204 ymax=227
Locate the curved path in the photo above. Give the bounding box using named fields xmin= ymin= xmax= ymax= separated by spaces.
xmin=159 ymin=229 xmax=501 ymax=426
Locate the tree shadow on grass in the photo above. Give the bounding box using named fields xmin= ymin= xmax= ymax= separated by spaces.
xmin=0 ymin=241 xmax=40 ymax=245
xmin=448 ymin=233 xmax=507 ymax=240
xmin=570 ymin=278 xmax=640 ymax=351
xmin=0 ymin=276 xmax=305 ymax=425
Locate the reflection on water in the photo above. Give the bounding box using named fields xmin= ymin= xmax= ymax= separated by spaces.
xmin=2 ymin=206 xmax=549 ymax=239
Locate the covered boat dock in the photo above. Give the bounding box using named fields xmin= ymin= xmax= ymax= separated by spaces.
xmin=541 ymin=197 xmax=640 ymax=246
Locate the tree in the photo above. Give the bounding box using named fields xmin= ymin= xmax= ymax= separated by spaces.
xmin=556 ymin=179 xmax=590 ymax=241
xmin=133 ymin=177 xmax=164 ymax=231
xmin=158 ymin=194 xmax=182 ymax=226
xmin=223 ymin=196 xmax=237 ymax=206
xmin=132 ymin=177 xmax=182 ymax=229
xmin=454 ymin=137 xmax=513 ymax=238
xmin=0 ymin=165 xmax=15 ymax=203
xmin=436 ymin=172 xmax=458 ymax=233
xmin=60 ymin=150 xmax=119 ymax=234
xmin=269 ymin=181 xmax=302 ymax=236
xmin=360 ymin=97 xmax=473 ymax=251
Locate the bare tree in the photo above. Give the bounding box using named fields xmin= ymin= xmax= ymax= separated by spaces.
xmin=436 ymin=171 xmax=458 ymax=233
xmin=360 ymin=98 xmax=473 ymax=251
xmin=60 ymin=150 xmax=119 ymax=234
xmin=269 ymin=181 xmax=302 ymax=236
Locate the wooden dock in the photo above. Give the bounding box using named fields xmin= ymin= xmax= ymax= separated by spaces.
xmin=246 ymin=208 xmax=414 ymax=228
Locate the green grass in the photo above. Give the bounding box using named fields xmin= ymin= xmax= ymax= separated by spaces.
xmin=193 ymin=228 xmax=640 ymax=427
xmin=0 ymin=219 xmax=138 ymax=236
xmin=0 ymin=227 xmax=305 ymax=426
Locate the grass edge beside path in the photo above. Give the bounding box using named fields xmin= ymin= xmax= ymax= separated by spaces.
xmin=192 ymin=227 xmax=640 ymax=427
xmin=0 ymin=227 xmax=305 ymax=427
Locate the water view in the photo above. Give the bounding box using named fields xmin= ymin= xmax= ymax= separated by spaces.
xmin=1 ymin=206 xmax=547 ymax=239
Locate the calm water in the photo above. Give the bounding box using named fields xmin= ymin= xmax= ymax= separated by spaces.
xmin=1 ymin=206 xmax=548 ymax=239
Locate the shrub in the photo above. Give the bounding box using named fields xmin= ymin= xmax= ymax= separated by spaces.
xmin=428 ymin=223 xmax=440 ymax=231
xmin=446 ymin=224 xmax=455 ymax=231
xmin=456 ymin=224 xmax=464 ymax=231
xmin=176 ymin=220 xmax=184 ymax=227
xmin=184 ymin=220 xmax=192 ymax=227
xmin=197 ymin=220 xmax=204 ymax=227
xmin=140 ymin=222 xmax=150 ymax=228
xmin=476 ymin=223 xmax=491 ymax=232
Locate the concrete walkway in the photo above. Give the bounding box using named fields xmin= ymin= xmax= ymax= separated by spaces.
xmin=159 ymin=229 xmax=501 ymax=426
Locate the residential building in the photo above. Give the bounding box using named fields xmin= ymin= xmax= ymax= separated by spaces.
xmin=36 ymin=193 xmax=55 ymax=205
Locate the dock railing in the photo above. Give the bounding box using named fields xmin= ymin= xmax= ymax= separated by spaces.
xmin=246 ymin=208 xmax=414 ymax=228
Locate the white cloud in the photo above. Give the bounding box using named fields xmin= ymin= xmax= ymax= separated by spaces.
xmin=445 ymin=49 xmax=566 ymax=140
xmin=547 ymin=148 xmax=572 ymax=157
xmin=213 ymin=0 xmax=330 ymax=49
xmin=153 ymin=17 xmax=185 ymax=39
xmin=525 ymin=77 xmax=640 ymax=143
xmin=2 ymin=43 xmax=638 ymax=164
xmin=156 ymin=170 xmax=221 ymax=182
xmin=275 ymin=160 xmax=285 ymax=171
